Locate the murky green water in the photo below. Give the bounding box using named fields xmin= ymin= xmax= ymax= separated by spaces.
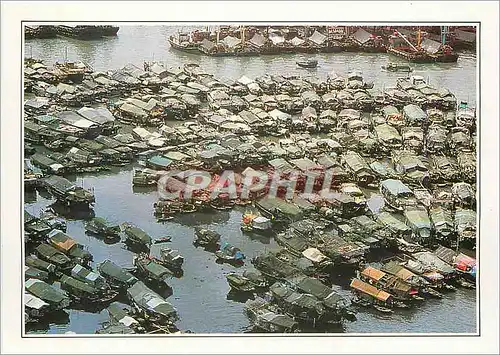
xmin=24 ymin=25 xmax=477 ymax=334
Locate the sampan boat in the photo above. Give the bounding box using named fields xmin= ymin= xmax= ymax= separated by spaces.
xmin=296 ymin=59 xmax=318 ymax=69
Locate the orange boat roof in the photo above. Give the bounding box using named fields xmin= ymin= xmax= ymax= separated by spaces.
xmin=350 ymin=278 xmax=392 ymax=302
xmin=395 ymin=267 xmax=416 ymax=281
xmin=361 ymin=266 xmax=386 ymax=281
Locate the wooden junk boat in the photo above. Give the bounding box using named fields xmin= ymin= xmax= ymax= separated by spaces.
xmin=42 ymin=175 xmax=95 ymax=208
xmin=121 ymin=223 xmax=152 ymax=252
xmin=59 ymin=274 xmax=117 ymax=305
xmin=359 ymin=266 xmax=422 ymax=305
xmin=132 ymin=168 xmax=161 ymax=187
xmin=47 ymin=229 xmax=93 ymax=266
xmin=245 ymin=298 xmax=299 ymax=333
xmin=126 ymin=281 xmax=178 ymax=326
xmin=381 ymin=260 xmax=443 ymax=299
xmin=241 ymin=212 xmax=273 ymax=235
xmin=158 ymin=247 xmax=184 ymax=271
xmin=56 ymin=25 xmax=119 ymax=40
xmin=215 ymin=242 xmax=246 ymax=265
xmin=226 ymin=268 xmax=269 ymax=292
xmin=433 ymin=245 xmax=476 ymax=284
xmin=54 ymin=60 xmax=89 ymax=83
xmin=349 ymin=278 xmax=395 ymax=313
xmin=194 ymin=227 xmax=221 ymax=249
xmin=269 ymin=282 xmax=334 ymax=326
xmin=133 ymin=253 xmax=172 ymax=288
xmin=97 ymin=260 xmax=138 ymax=291
xmin=25 ymin=278 xmax=71 ymax=310
xmin=25 ymin=292 xmax=51 ymax=322
xmin=168 ymin=32 xmax=200 ymax=53
xmin=85 ymin=217 xmax=121 ymax=243
xmin=226 ymin=273 xmax=257 ymax=293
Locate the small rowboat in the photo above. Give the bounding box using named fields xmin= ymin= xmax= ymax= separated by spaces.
xmin=381 ymin=62 xmax=413 ymax=72
xmin=153 ymin=236 xmax=172 ymax=244
xmin=374 ymin=305 xmax=393 ymax=313
xmin=296 ymin=59 xmax=318 ymax=69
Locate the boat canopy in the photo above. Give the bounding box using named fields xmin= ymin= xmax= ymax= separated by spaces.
xmin=123 ymin=225 xmax=152 ymax=245
xmin=25 ymin=292 xmax=49 ymax=310
xmin=127 ymin=281 xmax=177 ymax=319
xmin=222 ymin=35 xmax=241 ymax=48
xmin=383 ymin=261 xmax=422 ymax=284
xmin=71 ymin=264 xmax=106 ymax=286
xmin=377 ymin=212 xmax=411 ymax=233
xmin=249 ymin=33 xmax=266 ymax=48
xmin=47 ymin=229 xmax=76 ymax=252
xmin=107 ymin=302 xmax=139 ymax=327
xmin=98 ymin=260 xmax=138 ymax=286
xmin=289 ymin=157 xmax=321 ymax=172
xmin=141 ymin=259 xmax=171 ymax=279
xmin=341 ymin=151 xmax=371 ymax=172
xmin=308 ymin=30 xmax=327 ymax=45
xmin=77 ymin=107 xmax=115 ymax=124
xmin=57 ymin=111 xmax=96 ymax=129
xmin=352 ymin=28 xmax=372 ymax=44
xmin=412 ymin=251 xmax=455 ymax=275
xmin=287 ymin=274 xmax=334 ymax=300
xmin=433 ymin=245 xmax=457 ymax=265
xmin=200 ymin=39 xmax=216 ymax=52
xmin=290 ymin=37 xmax=305 ymax=46
xmin=420 ymin=38 xmax=442 ymax=54
xmin=361 ymin=266 xmax=386 ymax=281
xmin=404 ymin=208 xmax=432 ymax=231
xmin=381 ymin=179 xmax=413 ymax=196
xmin=269 ymin=33 xmax=286 ymax=45
xmin=60 ymin=274 xmax=97 ymax=295
xmin=375 ymin=124 xmax=402 ymax=142
xmin=301 ymin=248 xmax=329 ymax=264
xmin=25 ymin=278 xmax=68 ymax=304
xmin=259 ymin=312 xmax=297 ymax=330
xmin=350 ymin=278 xmax=392 ymax=301
xmin=403 ymin=104 xmax=427 ymax=123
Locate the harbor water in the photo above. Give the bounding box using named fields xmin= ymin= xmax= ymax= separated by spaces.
xmin=24 ymin=25 xmax=477 ymax=334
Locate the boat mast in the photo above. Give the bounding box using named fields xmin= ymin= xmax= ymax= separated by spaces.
xmin=441 ymin=26 xmax=449 ymax=45
xmin=396 ymin=31 xmax=419 ymax=52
